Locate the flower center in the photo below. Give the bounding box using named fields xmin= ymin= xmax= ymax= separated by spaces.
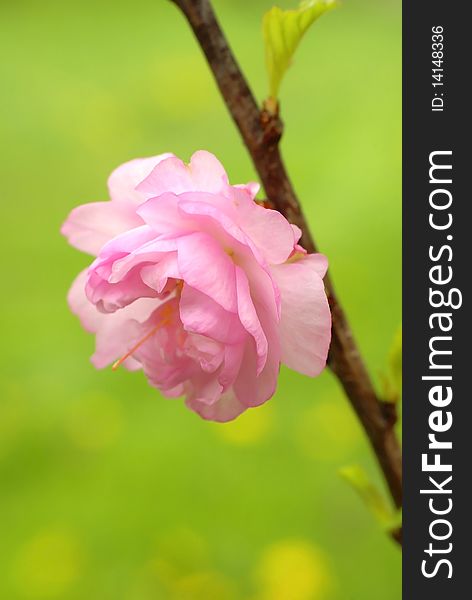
xmin=111 ymin=303 xmax=174 ymax=371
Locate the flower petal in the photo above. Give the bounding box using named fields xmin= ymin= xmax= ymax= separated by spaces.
xmin=86 ymin=266 xmax=157 ymax=313
xmin=68 ymin=268 xmax=160 ymax=370
xmin=92 ymin=297 xmax=167 ymax=370
xmin=185 ymin=150 xmax=229 ymax=193
xmin=270 ymin=254 xmax=331 ymax=377
xmin=67 ymin=269 xmax=105 ymax=333
xmin=237 ymin=196 xmax=296 ymax=264
xmin=218 ymin=343 xmax=245 ymax=390
xmin=136 ymin=193 xmax=195 ymax=237
xmin=186 ymin=389 xmax=247 ymax=422
xmin=235 ymin=266 xmax=268 ymax=374
xmin=179 ymin=285 xmax=246 ymax=345
xmin=61 ymin=201 xmax=142 ymax=255
xmin=136 ymin=150 xmax=229 ymax=199
xmin=108 ymin=154 xmax=174 ymax=204
xmin=140 ymin=253 xmax=180 ymax=293
xmin=232 ymin=299 xmax=281 ymax=409
xmin=177 ymin=232 xmax=237 ymax=312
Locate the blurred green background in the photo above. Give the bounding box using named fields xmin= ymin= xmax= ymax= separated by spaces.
xmin=0 ymin=0 xmax=401 ymax=598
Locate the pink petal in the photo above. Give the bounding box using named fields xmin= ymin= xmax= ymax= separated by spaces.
xmin=186 ymin=389 xmax=247 ymax=422
xmin=305 ymin=252 xmax=328 ymax=278
xmin=107 ymin=237 xmax=178 ymax=283
xmin=177 ymin=232 xmax=237 ymax=312
xmin=235 ymin=266 xmax=268 ymax=374
xmin=67 ymin=269 xmax=105 ymax=333
xmin=92 ymin=297 xmax=171 ymax=370
xmin=217 ymin=343 xmax=245 ymax=390
xmin=85 ymin=228 xmax=177 ymax=312
xmin=86 ymin=266 xmax=157 ymax=313
xmin=236 ymin=248 xmax=281 ymax=321
xmin=237 ymin=200 xmax=296 ymax=265
xmin=108 ymin=154 xmax=174 ymax=204
xmin=291 ymin=224 xmax=303 ymax=245
xmin=136 ymin=193 xmax=195 ymax=237
xmin=140 ymin=254 xmax=180 ymax=293
xmin=235 ymin=182 xmax=260 ymax=198
xmin=270 ymin=254 xmax=331 ymax=377
xmin=179 ymin=285 xmax=246 ymax=345
xmin=162 ymin=384 xmax=185 ymax=398
xmin=187 ymin=372 xmax=224 ymax=406
xmin=184 ymin=334 xmax=224 ymax=374
xmin=232 ymin=300 xmax=281 ymax=408
xmin=136 ymin=150 xmax=229 ymax=199
xmin=68 ymin=268 xmax=160 ymax=370
xmin=61 ymin=201 xmax=142 ymax=255
xmin=178 ymin=195 xmax=248 ymax=247
xmin=185 ymin=150 xmax=229 ymax=194
xmin=95 ymin=225 xmax=157 ymax=262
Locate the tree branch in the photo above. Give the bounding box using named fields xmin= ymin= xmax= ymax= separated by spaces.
xmin=170 ymin=0 xmax=402 ymax=530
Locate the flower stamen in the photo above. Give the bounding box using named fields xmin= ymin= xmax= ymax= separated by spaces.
xmin=112 ymin=303 xmax=174 ymax=371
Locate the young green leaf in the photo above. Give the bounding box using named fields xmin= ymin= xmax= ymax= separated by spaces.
xmin=263 ymin=0 xmax=337 ymax=100
xmin=339 ymin=465 xmax=395 ymax=529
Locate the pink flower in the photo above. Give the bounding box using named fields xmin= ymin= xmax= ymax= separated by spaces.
xmin=62 ymin=151 xmax=331 ymax=421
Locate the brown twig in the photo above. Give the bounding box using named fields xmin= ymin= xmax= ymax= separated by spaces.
xmin=170 ymin=0 xmax=402 ymax=533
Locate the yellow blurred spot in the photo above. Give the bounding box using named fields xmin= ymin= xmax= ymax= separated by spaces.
xmin=296 ymin=397 xmax=361 ymax=461
xmin=214 ymin=403 xmax=274 ymax=446
xmin=131 ymin=565 xmax=236 ymax=600
xmin=172 ymin=570 xmax=236 ymax=600
xmin=12 ymin=530 xmax=81 ymax=598
xmin=133 ymin=528 xmax=236 ymax=599
xmin=64 ymin=392 xmax=123 ymax=451
xmin=255 ymin=539 xmax=333 ymax=600
xmin=150 ymin=528 xmax=209 ymax=584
